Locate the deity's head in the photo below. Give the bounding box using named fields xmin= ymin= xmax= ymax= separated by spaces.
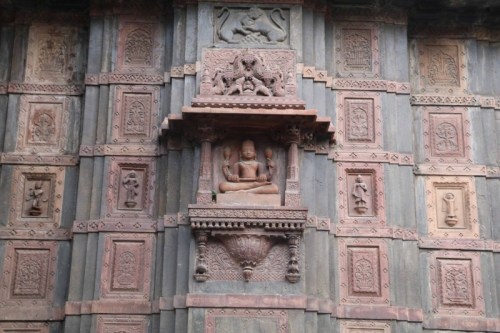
xmin=445 ymin=193 xmax=455 ymax=200
xmin=355 ymin=175 xmax=363 ymax=183
xmin=240 ymin=140 xmax=256 ymax=160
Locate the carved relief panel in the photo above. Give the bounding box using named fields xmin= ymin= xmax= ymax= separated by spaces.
xmin=111 ymin=85 xmax=160 ymax=144
xmin=8 ymin=166 xmax=65 ymax=228
xmin=116 ymin=17 xmax=163 ymax=73
xmin=0 ymin=241 xmax=57 ymax=307
xmin=414 ymin=39 xmax=468 ymax=94
xmin=96 ymin=315 xmax=149 ymax=333
xmin=334 ymin=22 xmax=380 ymax=79
xmin=430 ymin=251 xmax=484 ymax=316
xmin=425 ymin=176 xmax=478 ymax=238
xmin=422 ymin=107 xmax=471 ymax=164
xmin=214 ymin=6 xmax=290 ymax=46
xmin=339 ymin=320 xmax=390 ymax=333
xmin=336 ymin=91 xmax=382 ymax=150
xmin=338 ymin=163 xmax=385 ymax=225
xmin=100 ymin=234 xmax=154 ymax=300
xmin=338 ymin=238 xmax=390 ymax=305
xmin=0 ymin=322 xmax=49 ymax=333
xmin=16 ymin=95 xmax=73 ymax=154
xmin=25 ymin=24 xmax=78 ymax=84
xmin=106 ymin=157 xmax=156 ymax=219
xmin=205 ymin=308 xmax=289 ymax=333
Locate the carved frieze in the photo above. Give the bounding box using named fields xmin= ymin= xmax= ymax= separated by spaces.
xmin=96 ymin=315 xmax=149 ymax=333
xmin=194 ymin=48 xmax=303 ymax=109
xmin=338 ymin=238 xmax=390 ymax=305
xmin=214 ymin=7 xmax=289 ymax=46
xmin=425 ymin=176 xmax=479 ymax=238
xmin=25 ymin=24 xmax=79 ymax=84
xmin=337 ymin=163 xmax=385 ymax=225
xmin=339 ymin=320 xmax=391 ymax=333
xmin=412 ymin=39 xmax=468 ymax=95
xmin=205 ymin=308 xmax=289 ymax=333
xmin=106 ymin=157 xmax=156 ymax=219
xmin=430 ymin=250 xmax=484 ymax=316
xmin=422 ymin=106 xmax=471 ymax=164
xmin=116 ymin=17 xmax=163 ymax=73
xmin=112 ymin=85 xmax=160 ymax=144
xmin=336 ymin=91 xmax=382 ymax=150
xmin=100 ymin=234 xmax=154 ymax=300
xmin=16 ymin=95 xmax=74 ymax=155
xmin=8 ymin=166 xmax=65 ymax=229
xmin=334 ymin=22 xmax=380 ymax=79
xmin=0 ymin=240 xmax=57 ymax=307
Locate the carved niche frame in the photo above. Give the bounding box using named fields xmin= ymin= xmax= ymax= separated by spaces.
xmin=15 ymin=95 xmax=73 ymax=155
xmin=338 ymin=238 xmax=390 ymax=305
xmin=424 ymin=176 xmax=479 ymax=239
xmin=8 ymin=166 xmax=66 ymax=229
xmin=334 ymin=21 xmax=380 ymax=79
xmin=99 ymin=233 xmax=154 ymax=300
xmin=422 ymin=106 xmax=471 ymax=164
xmin=429 ymin=250 xmax=484 ymax=317
xmin=337 ymin=162 xmax=386 ymax=225
xmin=336 ymin=90 xmax=383 ymax=150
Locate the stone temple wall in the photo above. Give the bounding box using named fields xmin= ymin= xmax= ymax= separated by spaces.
xmin=0 ymin=0 xmax=499 ymax=332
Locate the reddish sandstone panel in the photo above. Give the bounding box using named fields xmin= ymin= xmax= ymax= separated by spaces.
xmin=336 ymin=91 xmax=382 ymax=150
xmin=8 ymin=166 xmax=65 ymax=229
xmin=96 ymin=315 xmax=149 ymax=333
xmin=25 ymin=24 xmax=78 ymax=84
xmin=422 ymin=106 xmax=471 ymax=164
xmin=100 ymin=233 xmax=154 ymax=300
xmin=0 ymin=241 xmax=57 ymax=306
xmin=111 ymin=85 xmax=160 ymax=144
xmin=338 ymin=238 xmax=390 ymax=305
xmin=425 ymin=176 xmax=479 ymax=238
xmin=337 ymin=163 xmax=386 ymax=225
xmin=416 ymin=39 xmax=468 ymax=94
xmin=116 ymin=17 xmax=163 ymax=73
xmin=205 ymin=308 xmax=288 ymax=333
xmin=0 ymin=322 xmax=49 ymax=333
xmin=334 ymin=22 xmax=380 ymax=79
xmin=339 ymin=320 xmax=390 ymax=333
xmin=106 ymin=157 xmax=156 ymax=219
xmin=430 ymin=251 xmax=484 ymax=316
xmin=15 ymin=95 xmax=72 ymax=155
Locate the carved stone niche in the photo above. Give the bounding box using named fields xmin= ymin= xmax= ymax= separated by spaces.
xmin=193 ymin=48 xmax=304 ymax=109
xmin=214 ymin=6 xmax=290 ymax=46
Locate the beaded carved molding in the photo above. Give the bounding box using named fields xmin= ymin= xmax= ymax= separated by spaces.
xmin=96 ymin=315 xmax=149 ymax=333
xmin=337 ymin=162 xmax=386 ymax=225
xmin=25 ymin=24 xmax=78 ymax=85
xmin=8 ymin=166 xmax=65 ymax=229
xmin=100 ymin=233 xmax=154 ymax=300
xmin=424 ymin=176 xmax=479 ymax=239
xmin=15 ymin=95 xmax=73 ymax=155
xmin=414 ymin=39 xmax=468 ymax=95
xmin=116 ymin=16 xmax=163 ymax=73
xmin=0 ymin=240 xmax=57 ymax=307
xmin=205 ymin=308 xmax=289 ymax=333
xmin=336 ymin=91 xmax=382 ymax=150
xmin=430 ymin=250 xmax=484 ymax=316
xmin=422 ymin=106 xmax=471 ymax=164
xmin=111 ymin=85 xmax=160 ymax=144
xmin=338 ymin=238 xmax=390 ymax=305
xmin=334 ymin=22 xmax=380 ymax=79
xmin=339 ymin=320 xmax=391 ymax=333
xmin=106 ymin=157 xmax=156 ymax=219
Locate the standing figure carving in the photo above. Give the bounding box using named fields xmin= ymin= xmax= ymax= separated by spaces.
xmin=26 ymin=181 xmax=48 ymax=216
xmin=219 ymin=140 xmax=278 ymax=194
xmin=442 ymin=192 xmax=458 ymax=226
xmin=352 ymin=175 xmax=369 ymax=214
xmin=122 ymin=170 xmax=140 ymax=208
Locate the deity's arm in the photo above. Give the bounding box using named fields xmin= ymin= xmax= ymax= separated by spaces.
xmin=228 ymin=162 xmax=240 ymax=182
xmin=256 ymin=162 xmax=267 ymax=182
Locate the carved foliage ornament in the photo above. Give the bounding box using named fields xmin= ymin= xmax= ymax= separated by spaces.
xmin=215 ymin=7 xmax=289 ymax=45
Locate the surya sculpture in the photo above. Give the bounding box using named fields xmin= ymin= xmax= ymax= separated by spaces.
xmin=219 ymin=140 xmax=278 ymax=194
xmin=352 ymin=175 xmax=368 ymax=214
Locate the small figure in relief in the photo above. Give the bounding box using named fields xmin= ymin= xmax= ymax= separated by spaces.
xmin=442 ymin=192 xmax=458 ymax=226
xmin=352 ymin=175 xmax=368 ymax=214
xmin=26 ymin=181 xmax=47 ymax=216
xmin=219 ymin=140 xmax=279 ymax=194
xmin=122 ymin=170 xmax=140 ymax=208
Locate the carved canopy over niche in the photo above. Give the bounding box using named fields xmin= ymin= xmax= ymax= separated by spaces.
xmin=194 ymin=48 xmax=304 ymax=109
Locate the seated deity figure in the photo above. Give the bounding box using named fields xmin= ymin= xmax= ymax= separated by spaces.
xmin=219 ymin=140 xmax=279 ymax=194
